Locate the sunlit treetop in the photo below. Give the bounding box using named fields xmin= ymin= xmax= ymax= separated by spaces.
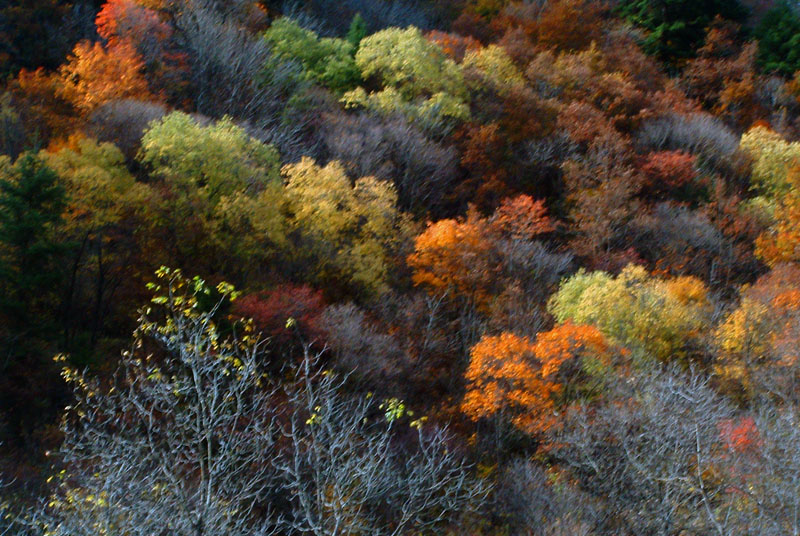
xmin=462 ymin=44 xmax=525 ymax=95
xmin=548 ymin=264 xmax=711 ymax=363
xmin=41 ymin=136 xmax=151 ymax=232
xmin=283 ymin=157 xmax=408 ymax=295
xmin=740 ymin=125 xmax=800 ymax=202
xmin=139 ymin=112 xmax=281 ymax=204
xmin=58 ymin=40 xmax=154 ymax=114
xmin=342 ymin=26 xmax=470 ymax=125
xmin=263 ymin=18 xmax=361 ymax=93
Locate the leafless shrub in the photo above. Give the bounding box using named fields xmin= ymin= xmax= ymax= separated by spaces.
xmin=554 ymin=367 xmax=742 ymax=535
xmin=85 ymin=99 xmax=168 ymax=159
xmin=174 ymin=4 xmax=305 ymax=131
xmin=498 ymin=239 xmax=573 ymax=296
xmin=745 ymin=405 xmax=800 ymax=535
xmin=627 ymin=203 xmax=730 ymax=281
xmin=318 ymin=303 xmax=405 ymax=383
xmin=28 ymin=276 xmax=280 ymax=536
xmin=496 ymin=459 xmax=598 ymax=536
xmin=18 ymin=272 xmax=486 ymax=536
xmin=523 ymin=134 xmax=578 ymax=168
xmin=636 ymin=113 xmax=741 ymax=173
xmin=275 ymin=350 xmax=488 ymax=536
xmin=322 ymin=113 xmax=458 ymax=211
xmin=292 ymin=0 xmax=434 ymax=37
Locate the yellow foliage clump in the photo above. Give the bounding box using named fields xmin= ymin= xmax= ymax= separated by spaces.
xmin=549 ymin=264 xmax=711 ymax=363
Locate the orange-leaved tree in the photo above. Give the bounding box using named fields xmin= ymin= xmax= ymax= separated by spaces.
xmin=407 ymin=209 xmax=496 ymax=308
xmin=531 ymin=321 xmax=613 ymax=406
xmin=58 ymin=40 xmax=153 ymax=114
xmin=461 ymin=332 xmax=555 ymax=435
xmin=489 ymin=194 xmax=553 ymax=239
xmin=755 ymin=168 xmax=800 ymax=267
xmin=461 ymin=322 xmax=613 ymax=436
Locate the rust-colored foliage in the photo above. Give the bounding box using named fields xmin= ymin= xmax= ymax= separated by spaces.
xmin=497 ymin=85 xmax=557 ymax=142
xmin=532 ymin=0 xmax=605 ymax=52
xmin=232 ymin=284 xmax=326 ymax=347
xmin=59 ymin=40 xmax=154 ymax=114
xmin=460 ymin=122 xmax=506 ymax=183
xmin=451 ymin=12 xmax=496 ymax=43
xmin=95 ymin=0 xmax=189 ymax=105
xmin=96 ymin=0 xmax=170 ymax=49
xmin=718 ymin=416 xmax=760 ymax=453
xmin=490 ymin=194 xmax=553 ymax=239
xmin=426 ymin=30 xmax=481 ymax=62
xmin=454 ymin=122 xmax=513 ymax=209
xmin=497 ymin=27 xmax=537 ymax=66
xmin=640 ymin=150 xmax=698 ymax=195
xmin=7 ymin=68 xmax=77 ymax=141
xmin=681 ymin=18 xmax=763 ymax=128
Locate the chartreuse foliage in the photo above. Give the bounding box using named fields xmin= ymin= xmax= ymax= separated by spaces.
xmin=462 ymin=44 xmax=525 ymax=95
xmin=342 ymin=27 xmax=469 ymax=126
xmin=140 ymin=112 xmax=281 ymax=204
xmin=740 ymin=125 xmax=800 ymax=203
xmin=548 ymin=264 xmax=711 ymax=363
xmin=755 ymin=170 xmax=800 ymax=266
xmin=263 ymin=18 xmax=361 ymax=93
xmin=138 ymin=112 xmax=286 ymax=269
xmin=739 ymin=127 xmax=800 ymax=266
xmin=42 ymin=137 xmax=151 ymax=233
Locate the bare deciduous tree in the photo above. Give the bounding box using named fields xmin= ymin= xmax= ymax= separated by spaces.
xmin=322 ymin=113 xmax=458 ymax=211
xmin=555 ymin=367 xmax=743 ymax=535
xmin=31 ymin=268 xmax=279 ymax=536
xmin=18 ymin=268 xmax=485 ymax=536
xmin=275 ymin=350 xmax=487 ymax=536
xmin=174 ymin=0 xmax=307 ymax=148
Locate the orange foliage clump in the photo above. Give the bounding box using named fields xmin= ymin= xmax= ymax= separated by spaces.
xmin=462 ymin=332 xmax=557 ymax=435
xmin=718 ymin=416 xmax=759 ymax=453
xmin=462 ymin=323 xmax=612 ymax=435
xmin=772 ymin=289 xmax=800 ymax=312
xmin=8 ymin=68 xmax=77 ymax=140
xmin=407 ymin=210 xmax=495 ymax=307
xmin=755 ymin=168 xmax=800 ymax=267
xmin=59 ymin=40 xmax=153 ymax=113
xmin=532 ymin=321 xmax=611 ymax=381
xmin=425 ymin=30 xmax=481 ymax=62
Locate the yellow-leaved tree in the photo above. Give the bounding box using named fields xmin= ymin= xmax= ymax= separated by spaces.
xmin=284 ymin=157 xmax=409 ymax=296
xmin=548 ymin=264 xmax=711 ymax=363
xmin=342 ymin=26 xmax=469 ymax=126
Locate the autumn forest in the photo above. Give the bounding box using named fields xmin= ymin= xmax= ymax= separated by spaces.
xmin=4 ymin=0 xmax=800 ymax=534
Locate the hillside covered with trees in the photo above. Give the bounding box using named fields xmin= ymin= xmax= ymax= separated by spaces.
xmin=5 ymin=0 xmax=800 ymax=533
